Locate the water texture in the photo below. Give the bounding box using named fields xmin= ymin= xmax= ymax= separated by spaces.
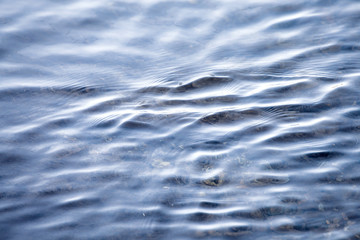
xmin=1 ymin=0 xmax=360 ymax=239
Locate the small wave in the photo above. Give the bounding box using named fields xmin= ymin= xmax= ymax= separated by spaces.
xmin=172 ymin=76 xmax=233 ymax=93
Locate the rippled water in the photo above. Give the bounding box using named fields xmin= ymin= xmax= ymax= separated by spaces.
xmin=1 ymin=0 xmax=360 ymax=239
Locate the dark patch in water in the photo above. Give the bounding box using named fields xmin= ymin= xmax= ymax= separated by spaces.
xmin=294 ymin=151 xmax=344 ymax=163
xmin=199 ymin=109 xmax=262 ymax=124
xmin=281 ymin=197 xmax=303 ymax=204
xmin=199 ymin=201 xmax=222 ymax=209
xmin=57 ymin=198 xmax=102 ymax=210
xmin=188 ymin=212 xmax=217 ymax=222
xmin=36 ymin=186 xmax=76 ymax=197
xmin=345 ymin=110 xmax=360 ymax=119
xmin=249 ymin=176 xmax=289 ymax=186
xmin=0 ymin=153 xmax=26 ymax=165
xmin=137 ymin=86 xmax=171 ymax=94
xmin=267 ymin=132 xmax=316 ymax=143
xmin=120 ymin=120 xmax=153 ymax=129
xmin=172 ymin=76 xmax=232 ymax=92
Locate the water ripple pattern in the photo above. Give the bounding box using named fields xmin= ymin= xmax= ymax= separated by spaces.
xmin=1 ymin=0 xmax=360 ymax=239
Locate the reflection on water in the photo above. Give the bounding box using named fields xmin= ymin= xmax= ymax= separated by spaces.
xmin=1 ymin=0 xmax=360 ymax=239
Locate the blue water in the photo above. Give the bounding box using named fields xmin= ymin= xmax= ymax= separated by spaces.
xmin=1 ymin=0 xmax=360 ymax=239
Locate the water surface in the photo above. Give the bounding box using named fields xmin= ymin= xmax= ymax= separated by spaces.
xmin=1 ymin=0 xmax=360 ymax=239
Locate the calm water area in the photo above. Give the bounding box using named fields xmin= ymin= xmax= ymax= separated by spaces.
xmin=1 ymin=0 xmax=360 ymax=239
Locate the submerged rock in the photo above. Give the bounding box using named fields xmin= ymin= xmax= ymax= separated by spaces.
xmin=202 ymin=172 xmax=225 ymax=187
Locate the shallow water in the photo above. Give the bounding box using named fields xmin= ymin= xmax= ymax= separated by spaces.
xmin=1 ymin=0 xmax=360 ymax=239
